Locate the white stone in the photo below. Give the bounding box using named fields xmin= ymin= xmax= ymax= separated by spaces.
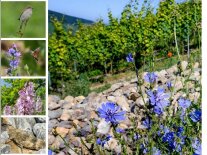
xmin=115 ymin=96 xmax=130 ymax=111
xmin=181 ymin=61 xmax=188 ymax=70
xmin=107 ymin=96 xmax=116 ymax=102
xmin=64 ymin=96 xmax=74 ymax=103
xmin=97 ymin=119 xmax=110 ymax=134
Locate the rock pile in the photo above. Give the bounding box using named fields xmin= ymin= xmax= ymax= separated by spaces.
xmin=48 ymin=61 xmax=201 ymax=154
xmin=1 ymin=117 xmax=46 ymax=154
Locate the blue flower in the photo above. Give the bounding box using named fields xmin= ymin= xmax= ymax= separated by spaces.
xmin=9 ymin=59 xmax=19 ymax=68
xmin=162 ymin=132 xmax=175 ymax=150
xmin=192 ymin=138 xmax=201 ymax=155
xmin=97 ymin=102 xmax=126 ymax=125
xmin=116 ymin=128 xmax=125 ymax=133
xmin=8 ymin=48 xmax=16 ymax=56
xmin=96 ymin=138 xmax=102 ymax=145
xmin=178 ymin=98 xmax=191 ymax=109
xmin=140 ymin=143 xmax=148 ymax=154
xmin=7 ymin=44 xmax=21 ymax=75
xmin=142 ymin=117 xmax=152 ymax=129
xmin=177 ymin=127 xmax=184 ymax=137
xmin=105 ymin=135 xmax=112 ymax=141
xmin=126 ymin=53 xmax=134 ymax=62
xmin=175 ymin=143 xmax=182 ymax=152
xmin=166 ymin=81 xmax=172 ymax=89
xmin=48 ymin=149 xmax=53 ymax=155
xmin=96 ymin=135 xmax=112 ymax=147
xmin=8 ymin=45 xmax=21 ymax=57
xmin=147 ymin=87 xmax=170 ymax=115
xmin=133 ymin=133 xmax=141 ymax=141
xmin=144 ymin=72 xmax=158 ymax=83
xmin=189 ymin=109 xmax=201 ymax=122
xmin=152 ymin=147 xmax=161 ymax=155
xmin=174 ymin=131 xmax=186 ymax=152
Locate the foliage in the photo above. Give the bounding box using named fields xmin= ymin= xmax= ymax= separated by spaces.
xmin=91 ymin=83 xmax=111 ymax=94
xmin=87 ymin=70 xmax=103 ymax=78
xmin=60 ymin=73 xmax=91 ymax=98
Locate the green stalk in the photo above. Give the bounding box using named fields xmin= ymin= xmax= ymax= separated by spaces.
xmin=133 ymin=62 xmax=146 ymax=105
xmin=174 ymin=19 xmax=181 ymax=61
xmin=90 ymin=120 xmax=103 ymax=155
xmin=58 ymin=134 xmax=79 ymax=155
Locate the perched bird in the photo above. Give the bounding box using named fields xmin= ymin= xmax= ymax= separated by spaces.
xmin=18 ymin=6 xmax=33 ymax=35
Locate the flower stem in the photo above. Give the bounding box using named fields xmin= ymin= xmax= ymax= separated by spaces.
xmin=133 ymin=63 xmax=146 ymax=105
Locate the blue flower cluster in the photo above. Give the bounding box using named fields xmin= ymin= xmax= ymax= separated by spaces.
xmin=7 ymin=44 xmax=21 ymax=75
xmin=144 ymin=72 xmax=158 ymax=83
xmin=146 ymin=87 xmax=170 ymax=115
xmin=192 ymin=138 xmax=201 ymax=155
xmin=189 ymin=109 xmax=201 ymax=123
xmin=142 ymin=117 xmax=152 ymax=129
xmin=96 ymin=135 xmax=112 ymax=147
xmin=159 ymin=125 xmax=186 ymax=153
xmin=94 ymin=66 xmax=201 ymax=154
xmin=178 ymin=98 xmax=191 ymax=109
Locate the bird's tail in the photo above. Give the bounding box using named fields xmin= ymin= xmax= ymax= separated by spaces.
xmin=19 ymin=22 xmax=23 ymax=31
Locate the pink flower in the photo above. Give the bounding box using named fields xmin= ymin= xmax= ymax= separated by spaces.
xmin=3 ymin=105 xmax=12 ymax=115
xmin=16 ymin=82 xmax=36 ymax=115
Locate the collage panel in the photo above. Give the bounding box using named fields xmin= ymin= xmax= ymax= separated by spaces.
xmin=1 ymin=1 xmax=46 ymax=38
xmin=1 ymin=78 xmax=46 ymax=115
xmin=48 ymin=0 xmax=201 ymax=155
xmin=1 ymin=40 xmax=46 ymax=76
xmin=1 ymin=117 xmax=46 ymax=154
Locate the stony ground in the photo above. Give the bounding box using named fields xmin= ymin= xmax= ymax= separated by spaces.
xmin=48 ymin=61 xmax=201 ymax=155
xmin=1 ymin=117 xmax=46 ymax=154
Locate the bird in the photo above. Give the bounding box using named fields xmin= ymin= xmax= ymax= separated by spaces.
xmin=18 ymin=6 xmax=33 ymax=36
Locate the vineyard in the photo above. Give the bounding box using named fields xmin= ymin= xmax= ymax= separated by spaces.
xmin=49 ymin=0 xmax=201 ymax=96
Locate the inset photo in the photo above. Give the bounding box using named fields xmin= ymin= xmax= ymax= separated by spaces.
xmin=1 ymin=40 xmax=46 ymax=76
xmin=1 ymin=79 xmax=46 ymax=115
xmin=1 ymin=1 xmax=46 ymax=38
xmin=1 ymin=117 xmax=46 ymax=154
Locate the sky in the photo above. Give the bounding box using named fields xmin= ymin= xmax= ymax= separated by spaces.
xmin=0 ymin=80 xmax=11 ymax=87
xmin=49 ymin=0 xmax=160 ymax=23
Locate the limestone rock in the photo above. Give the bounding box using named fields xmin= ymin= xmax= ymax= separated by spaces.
xmin=49 ymin=101 xmax=62 ymax=110
xmin=33 ymin=123 xmax=46 ymax=140
xmin=181 ymin=61 xmax=188 ymax=70
xmin=97 ymin=119 xmax=110 ymax=134
xmin=0 ymin=144 xmax=11 ymax=154
xmin=115 ymin=96 xmax=130 ymax=111
xmin=48 ymin=95 xmax=61 ymax=103
xmin=48 ymin=134 xmax=55 ymax=145
xmin=64 ymin=96 xmax=74 ymax=103
xmin=56 ymin=127 xmax=69 ymax=138
xmin=49 ymin=109 xmax=63 ymax=119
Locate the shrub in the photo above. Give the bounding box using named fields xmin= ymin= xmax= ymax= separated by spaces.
xmin=62 ymin=73 xmax=91 ymax=97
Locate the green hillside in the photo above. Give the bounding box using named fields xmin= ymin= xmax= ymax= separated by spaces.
xmin=48 ymin=10 xmax=94 ymax=33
